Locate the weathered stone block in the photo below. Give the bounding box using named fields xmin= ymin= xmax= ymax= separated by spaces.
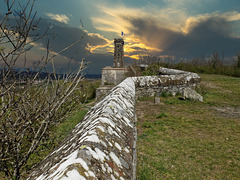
xmin=154 ymin=96 xmax=161 ymax=104
xmin=101 ymin=67 xmax=127 ymax=86
xmin=183 ymin=87 xmax=203 ymax=102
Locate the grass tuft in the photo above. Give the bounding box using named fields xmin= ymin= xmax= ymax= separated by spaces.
xmin=156 ymin=113 xmax=168 ymax=119
xmin=161 ymin=91 xmax=172 ymax=98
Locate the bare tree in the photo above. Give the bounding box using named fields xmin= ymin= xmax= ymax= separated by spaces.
xmin=138 ymin=53 xmax=163 ymax=75
xmin=236 ymin=54 xmax=240 ymax=69
xmin=0 ymin=1 xmax=86 ymax=179
xmin=209 ymin=51 xmax=223 ymax=70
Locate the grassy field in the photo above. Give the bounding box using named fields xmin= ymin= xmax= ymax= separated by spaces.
xmin=136 ymin=74 xmax=240 ymax=179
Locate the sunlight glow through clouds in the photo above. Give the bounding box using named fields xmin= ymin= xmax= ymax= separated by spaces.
xmin=46 ymin=13 xmax=70 ymax=24
xmin=91 ymin=5 xmax=164 ymax=57
xmin=82 ymin=30 xmax=112 ymax=54
xmin=223 ymin=11 xmax=240 ymax=22
xmin=1 ymin=0 xmax=239 ymax=73
xmin=89 ymin=1 xmax=240 ymax=59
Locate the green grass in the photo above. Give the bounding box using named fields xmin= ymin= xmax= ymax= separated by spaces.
xmin=137 ymin=74 xmax=240 ymax=179
xmin=53 ymin=109 xmax=88 ymax=142
xmin=156 ymin=113 xmax=168 ymax=119
xmin=161 ymin=91 xmax=172 ymax=98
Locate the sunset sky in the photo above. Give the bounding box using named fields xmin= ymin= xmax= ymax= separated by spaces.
xmin=1 ymin=0 xmax=240 ymax=73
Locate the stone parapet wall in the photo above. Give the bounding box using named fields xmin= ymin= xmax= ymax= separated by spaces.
xmin=134 ymin=68 xmax=201 ymax=98
xmin=158 ymin=67 xmax=189 ymax=75
xmin=28 ymin=78 xmax=137 ymax=180
xmin=28 ymin=68 xmax=201 ymax=180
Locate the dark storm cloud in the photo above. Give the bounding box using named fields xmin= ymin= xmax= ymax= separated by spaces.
xmin=127 ymin=16 xmax=240 ymax=58
xmin=0 ymin=14 xmax=109 ymax=56
xmin=127 ymin=46 xmax=149 ymax=56
xmin=36 ymin=18 xmax=109 ymax=60
xmin=0 ymin=13 xmax=111 ymax=73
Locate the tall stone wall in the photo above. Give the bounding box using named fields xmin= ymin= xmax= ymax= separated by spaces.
xmin=28 ymin=68 xmax=201 ymax=180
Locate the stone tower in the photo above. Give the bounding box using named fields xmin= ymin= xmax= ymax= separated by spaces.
xmin=96 ymin=38 xmax=127 ymax=99
xmin=114 ymin=38 xmax=124 ymax=68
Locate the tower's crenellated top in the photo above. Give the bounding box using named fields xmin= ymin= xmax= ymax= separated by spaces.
xmin=114 ymin=38 xmax=124 ymax=68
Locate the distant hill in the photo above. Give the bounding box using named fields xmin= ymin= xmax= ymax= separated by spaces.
xmin=84 ymin=74 xmax=101 ymax=79
xmin=0 ymin=69 xmax=101 ymax=80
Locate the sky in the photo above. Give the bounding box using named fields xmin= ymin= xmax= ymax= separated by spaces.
xmin=1 ymin=0 xmax=240 ymax=74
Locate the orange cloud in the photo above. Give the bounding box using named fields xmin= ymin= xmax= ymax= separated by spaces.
xmin=82 ymin=30 xmax=112 ymax=54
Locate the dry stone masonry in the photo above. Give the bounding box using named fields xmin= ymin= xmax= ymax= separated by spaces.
xmin=134 ymin=67 xmax=201 ymax=99
xmin=28 ymin=68 xmax=202 ymax=179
